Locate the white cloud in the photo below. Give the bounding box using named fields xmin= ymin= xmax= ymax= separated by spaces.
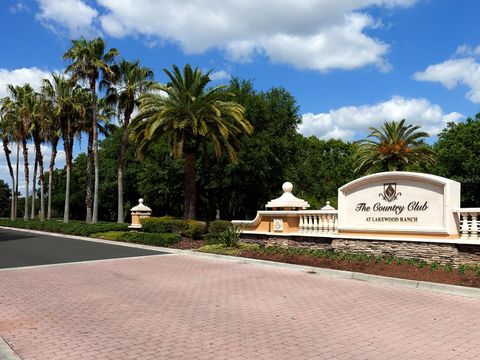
xmin=0 ymin=143 xmax=66 ymax=196
xmin=36 ymin=0 xmax=98 ymax=37
xmin=0 ymin=68 xmax=53 ymax=98
xmin=300 ymin=96 xmax=463 ymax=141
xmin=414 ymin=57 xmax=480 ymax=103
xmin=34 ymin=0 xmax=418 ymax=72
xmin=209 ymin=70 xmax=231 ymax=82
xmin=10 ymin=2 xmax=31 ymax=13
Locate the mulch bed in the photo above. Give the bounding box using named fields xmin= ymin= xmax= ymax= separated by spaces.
xmin=239 ymin=250 xmax=480 ymax=288
xmin=170 ymin=238 xmax=204 ymax=250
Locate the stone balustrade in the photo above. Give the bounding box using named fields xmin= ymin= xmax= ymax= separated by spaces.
xmin=298 ymin=210 xmax=338 ymax=235
xmin=454 ymin=208 xmax=480 ymax=240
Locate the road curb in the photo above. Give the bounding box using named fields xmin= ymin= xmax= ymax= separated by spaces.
xmin=2 ymin=226 xmax=480 ymax=299
xmin=0 ymin=337 xmax=21 ymax=360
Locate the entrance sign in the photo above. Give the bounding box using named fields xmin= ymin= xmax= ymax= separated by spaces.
xmin=338 ymin=172 xmax=460 ymax=235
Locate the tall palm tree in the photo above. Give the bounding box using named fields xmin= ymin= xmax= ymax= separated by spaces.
xmin=39 ymin=89 xmax=60 ymax=220
xmin=355 ymin=119 xmax=436 ymax=174
xmin=131 ymin=64 xmax=253 ymax=219
xmin=42 ymin=75 xmax=85 ymax=223
xmin=0 ymin=97 xmax=16 ymax=220
xmin=106 ymin=59 xmax=155 ymax=223
xmin=80 ymin=96 xmax=116 ymax=222
xmin=64 ymin=37 xmax=119 ymax=223
xmin=7 ymin=84 xmax=36 ymax=220
xmin=31 ymin=92 xmax=53 ymax=220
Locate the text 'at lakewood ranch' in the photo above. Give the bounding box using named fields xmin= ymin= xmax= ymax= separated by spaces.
xmin=365 ymin=216 xmax=418 ymax=223
xmin=355 ymin=201 xmax=429 ymax=215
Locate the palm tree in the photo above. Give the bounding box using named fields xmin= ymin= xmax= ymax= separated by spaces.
xmin=7 ymin=84 xmax=36 ymax=220
xmin=131 ymin=64 xmax=253 ymax=219
xmin=42 ymin=75 xmax=85 ymax=222
xmin=80 ymin=96 xmax=116 ymax=222
xmin=31 ymin=92 xmax=54 ymax=220
xmin=40 ymin=89 xmax=60 ymax=220
xmin=355 ymin=119 xmax=436 ymax=174
xmin=106 ymin=59 xmax=155 ymax=223
xmin=64 ymin=37 xmax=119 ymax=223
xmin=0 ymin=97 xmax=16 ymax=220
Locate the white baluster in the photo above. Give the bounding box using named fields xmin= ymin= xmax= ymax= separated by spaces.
xmin=322 ymin=214 xmax=327 ymax=233
xmin=323 ymin=214 xmax=330 ymax=234
xmin=313 ymin=214 xmax=320 ymax=233
xmin=471 ymin=212 xmax=478 ymax=240
xmin=308 ymin=215 xmax=313 ymax=233
xmin=460 ymin=213 xmax=469 ymax=238
xmin=299 ymin=215 xmax=304 ymax=233
xmin=332 ymin=214 xmax=338 ymax=234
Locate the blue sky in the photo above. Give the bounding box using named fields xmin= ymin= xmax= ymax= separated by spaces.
xmin=0 ymin=0 xmax=479 ymax=192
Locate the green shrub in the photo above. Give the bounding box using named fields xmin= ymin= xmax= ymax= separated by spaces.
xmin=209 ymin=220 xmax=232 ymax=233
xmin=197 ymin=243 xmax=259 ymax=256
xmin=141 ymin=217 xmax=206 ymax=238
xmin=0 ymin=219 xmax=128 ymax=236
xmin=120 ymin=232 xmax=181 ymax=246
xmin=93 ymin=231 xmax=181 ymax=246
xmin=202 ymin=225 xmax=241 ymax=247
xmin=141 ymin=217 xmax=175 ymax=233
xmin=203 ymin=232 xmax=224 ymax=245
xmin=181 ymin=220 xmax=207 ymax=238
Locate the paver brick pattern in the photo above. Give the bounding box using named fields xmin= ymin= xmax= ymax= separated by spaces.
xmin=1 ymin=254 xmax=480 ymax=359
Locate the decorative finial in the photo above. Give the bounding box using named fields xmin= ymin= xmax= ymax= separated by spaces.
xmin=139 ymin=198 xmax=144 ymax=204
xmin=326 ymin=201 xmax=330 ymax=205
xmin=282 ymin=182 xmax=293 ymax=193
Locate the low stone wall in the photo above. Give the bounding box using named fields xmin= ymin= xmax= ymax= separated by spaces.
xmin=240 ymin=234 xmax=480 ymax=266
xmin=241 ymin=234 xmax=331 ymax=250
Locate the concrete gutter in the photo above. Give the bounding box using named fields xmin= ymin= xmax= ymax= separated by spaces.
xmin=0 ymin=337 xmax=22 ymax=360
xmin=2 ymin=226 xmax=480 ymax=299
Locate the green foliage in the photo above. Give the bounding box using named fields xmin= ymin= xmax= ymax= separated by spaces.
xmin=182 ymin=220 xmax=207 ymax=238
xmin=203 ymin=225 xmax=241 ymax=247
xmin=355 ymin=119 xmax=435 ymax=175
xmin=435 ymin=114 xmax=480 ymax=206
xmin=94 ymin=231 xmax=181 ymax=246
xmin=140 ymin=216 xmax=206 ymax=238
xmin=0 ymin=219 xmax=128 ymax=236
xmin=141 ymin=216 xmax=176 ymax=233
xmin=197 ymin=243 xmax=259 ymax=256
xmin=0 ymin=180 xmax=11 ymax=218
xmin=209 ymin=220 xmax=232 ymax=233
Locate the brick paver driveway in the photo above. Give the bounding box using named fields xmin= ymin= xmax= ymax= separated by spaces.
xmin=1 ymin=253 xmax=480 ymax=360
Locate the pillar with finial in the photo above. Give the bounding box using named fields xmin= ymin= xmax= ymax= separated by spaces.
xmin=129 ymin=199 xmax=152 ymax=229
xmin=265 ymin=182 xmax=310 ymax=210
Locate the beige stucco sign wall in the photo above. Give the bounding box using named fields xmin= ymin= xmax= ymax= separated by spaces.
xmin=338 ymin=172 xmax=461 ymax=235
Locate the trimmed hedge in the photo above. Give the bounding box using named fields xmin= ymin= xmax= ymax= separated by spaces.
xmin=94 ymin=231 xmax=181 ymax=247
xmin=140 ymin=216 xmax=206 ymax=238
xmin=0 ymin=219 xmax=128 ymax=236
xmin=208 ymin=220 xmax=232 ymax=234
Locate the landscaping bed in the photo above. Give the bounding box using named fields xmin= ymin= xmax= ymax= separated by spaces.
xmin=197 ymin=244 xmax=480 ymax=288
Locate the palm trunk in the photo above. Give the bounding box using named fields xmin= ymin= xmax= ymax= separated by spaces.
xmin=184 ymin=151 xmax=196 ymax=220
xmin=47 ymin=137 xmax=58 ymax=219
xmin=63 ymin=134 xmax=73 ymax=223
xmin=31 ymin=157 xmax=37 ymax=219
xmin=63 ymin=160 xmax=71 ymax=223
xmin=15 ymin=143 xmax=19 ymax=220
xmin=117 ymin=107 xmax=132 ymax=223
xmin=91 ymin=80 xmax=99 ymax=224
xmin=2 ymin=138 xmax=15 ymax=221
xmin=35 ymin=141 xmax=45 ymax=221
xmin=22 ymin=139 xmax=29 ymax=221
xmin=85 ymin=131 xmax=93 ymax=223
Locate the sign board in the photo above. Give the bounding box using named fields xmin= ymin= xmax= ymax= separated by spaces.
xmin=338 ymin=172 xmax=461 ymax=235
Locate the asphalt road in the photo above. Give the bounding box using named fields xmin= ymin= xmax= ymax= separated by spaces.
xmin=0 ymin=228 xmax=166 ymax=269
